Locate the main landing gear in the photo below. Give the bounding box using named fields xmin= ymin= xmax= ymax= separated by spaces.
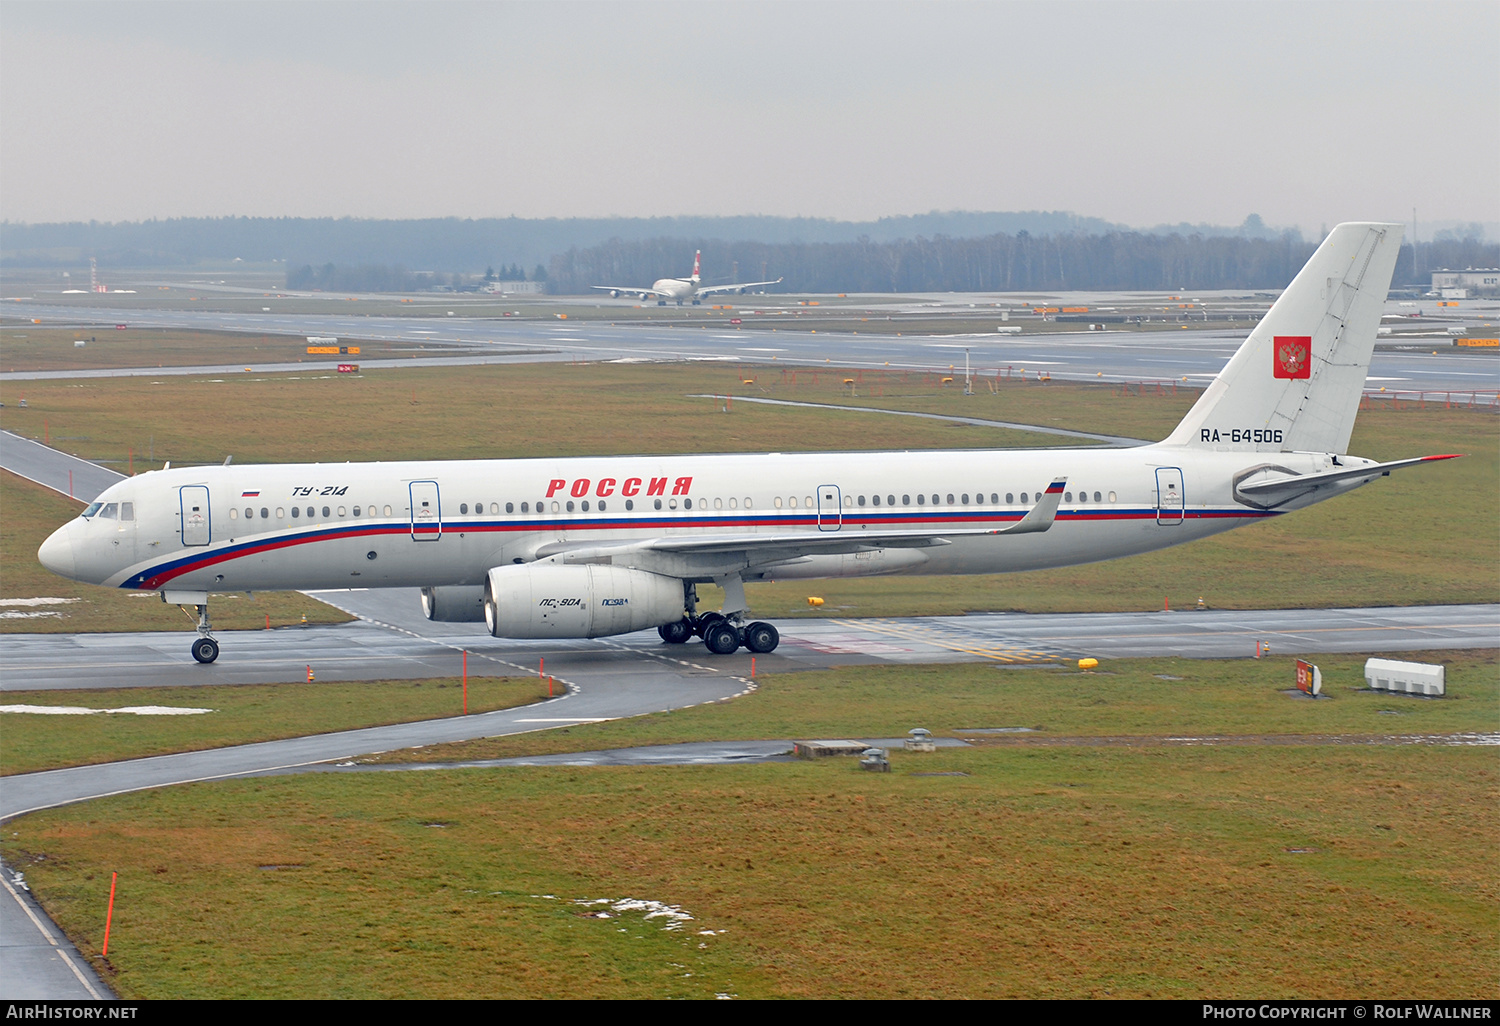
xmin=190 ymin=603 xmax=220 ymax=663
xmin=657 ymin=613 xmax=780 ymax=655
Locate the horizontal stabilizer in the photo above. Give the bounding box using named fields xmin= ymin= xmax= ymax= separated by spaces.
xmin=1235 ymin=454 xmax=1460 ymax=507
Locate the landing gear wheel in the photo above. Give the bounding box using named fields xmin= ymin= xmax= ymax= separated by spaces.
xmin=693 ymin=611 xmax=726 ymax=638
xmin=658 ymin=618 xmax=693 ymax=644
xmin=743 ymin=621 xmax=779 ymax=654
xmin=703 ymin=621 xmax=742 ymax=655
xmin=191 ymin=636 xmax=220 ymax=664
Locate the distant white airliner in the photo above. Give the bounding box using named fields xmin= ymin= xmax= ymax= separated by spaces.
xmin=591 ymin=250 xmax=782 ymax=305
xmin=40 ymin=224 xmax=1452 ymax=666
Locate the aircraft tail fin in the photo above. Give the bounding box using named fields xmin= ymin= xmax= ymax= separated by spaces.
xmin=1162 ymin=222 xmax=1403 ymax=455
xmin=691 ymin=250 xmax=701 ymax=282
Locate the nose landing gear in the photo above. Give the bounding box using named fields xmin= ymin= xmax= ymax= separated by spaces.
xmin=190 ymin=602 xmax=219 ymax=663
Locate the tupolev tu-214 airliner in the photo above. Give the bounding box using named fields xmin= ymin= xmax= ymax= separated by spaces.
xmin=39 ymin=223 xmax=1456 ymax=665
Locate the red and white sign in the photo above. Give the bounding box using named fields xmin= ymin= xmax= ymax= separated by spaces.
xmin=1274 ymin=336 xmax=1311 ymax=379
xmin=1295 ymin=659 xmax=1322 ymax=696
xmin=337 ymin=363 xmax=359 ymax=373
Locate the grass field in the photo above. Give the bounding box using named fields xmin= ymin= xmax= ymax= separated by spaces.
xmin=358 ymin=650 xmax=1498 ymax=765
xmin=3 ymin=362 xmax=1494 ymax=633
xmin=0 ymin=676 xmax=553 ymax=777
xmin=0 ymin=327 xmax=426 ymax=373
xmin=5 ymin=650 xmax=1494 ymax=999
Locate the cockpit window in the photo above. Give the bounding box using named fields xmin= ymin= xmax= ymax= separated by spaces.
xmin=99 ymin=503 xmax=119 ymax=520
xmin=82 ymin=502 xmax=103 ymax=518
xmin=120 ymin=502 xmax=134 ymax=521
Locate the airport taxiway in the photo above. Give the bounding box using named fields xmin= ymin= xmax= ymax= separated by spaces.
xmin=5 ymin=300 xmax=1495 ymax=394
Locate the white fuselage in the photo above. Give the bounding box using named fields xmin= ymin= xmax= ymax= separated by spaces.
xmin=39 ymin=444 xmax=1360 ymax=598
xmin=651 ymin=277 xmax=696 ymax=302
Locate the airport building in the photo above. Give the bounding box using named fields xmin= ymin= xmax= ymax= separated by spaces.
xmin=1429 ymin=268 xmax=1500 ymax=298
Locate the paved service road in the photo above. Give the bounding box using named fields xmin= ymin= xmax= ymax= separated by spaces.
xmin=1 ymin=430 xmax=125 ymax=502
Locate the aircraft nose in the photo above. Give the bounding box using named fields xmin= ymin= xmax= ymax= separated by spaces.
xmin=37 ymin=525 xmax=77 ymax=580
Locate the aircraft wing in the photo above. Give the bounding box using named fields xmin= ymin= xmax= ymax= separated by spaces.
xmin=695 ymin=277 xmax=783 ymax=297
xmin=531 ymin=479 xmax=1066 ymax=572
xmin=1234 ymin=454 xmax=1460 ymax=507
xmin=590 ymin=285 xmax=669 ymax=298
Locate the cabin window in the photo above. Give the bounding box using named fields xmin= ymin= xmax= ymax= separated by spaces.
xmin=277 ymin=507 xmax=287 ymax=518
xmin=566 ymin=501 xmax=575 ymax=512
xmin=946 ymin=494 xmax=954 ymax=505
xmin=683 ymin=498 xmax=692 ymax=510
xmin=714 ymin=498 xmax=723 ymax=510
xmin=322 ymin=506 xmax=330 ymax=519
xmin=244 ymin=508 xmax=253 ymax=519
xmin=598 ymin=500 xmax=607 ymax=511
xmin=506 ymin=502 xmax=514 ymax=513
xmin=460 ymin=504 xmax=468 ymax=514
xmin=858 ymin=495 xmax=866 ymax=507
xmin=1065 ymin=492 xmax=1073 ymax=503
xmin=338 ymin=506 xmax=346 ymax=517
xmin=932 ymin=494 xmax=940 ymax=505
xmin=626 ymin=499 xmax=634 ymax=511
xmin=872 ymin=495 xmax=881 ymax=506
xmin=903 ymin=495 xmax=911 ymax=505
xmin=1020 ymin=493 xmax=1028 ymax=504
xmin=520 ymin=502 xmax=528 ymax=513
xmin=1108 ymin=491 xmax=1117 ymax=503
xmin=262 ymin=507 xmax=271 ymax=519
xmin=551 ymin=501 xmax=559 ymax=513
xmin=805 ymin=496 xmax=813 ymax=508
xmin=990 ymin=493 xmax=998 ymax=504
xmin=788 ymin=496 xmax=797 ymax=508
xmin=1006 ymin=493 xmax=1014 ymax=504
xmin=887 ymin=495 xmax=895 ymax=507
xmin=774 ymin=497 xmax=783 ymax=508
xmin=383 ymin=505 xmax=392 ymax=517
xmin=291 ymin=507 xmax=300 ymax=518
xmin=1077 ymin=492 xmax=1085 ymax=503
xmin=489 ymin=502 xmax=499 ymax=514
xmin=916 ymin=494 xmax=925 ymax=505
xmin=744 ymin=498 xmax=752 ymax=509
xmin=669 ymin=498 xmax=678 ymax=510
xmin=1094 ymin=491 xmax=1102 ymax=502
xmin=229 ymin=508 xmax=238 ymax=520
xmin=729 ymin=498 xmax=737 ymax=509
xmin=652 ymin=498 xmax=662 ymax=510
xmin=961 ymin=494 xmax=969 ymax=505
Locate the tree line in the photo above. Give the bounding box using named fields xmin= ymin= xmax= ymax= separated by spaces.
xmin=546 ymin=233 xmax=1498 ymax=295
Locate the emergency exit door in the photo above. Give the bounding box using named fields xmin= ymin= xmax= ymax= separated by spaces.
xmin=817 ymin=484 xmax=842 ymax=531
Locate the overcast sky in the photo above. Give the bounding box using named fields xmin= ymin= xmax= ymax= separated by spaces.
xmin=2 ymin=1 xmax=1495 ymax=236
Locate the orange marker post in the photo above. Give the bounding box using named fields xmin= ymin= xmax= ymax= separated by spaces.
xmin=102 ymin=872 xmax=118 ymax=957
xmin=751 ymin=657 xmax=756 ymax=679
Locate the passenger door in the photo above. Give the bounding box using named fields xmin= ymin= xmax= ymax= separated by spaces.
xmin=409 ymin=481 xmax=442 ymax=540
xmin=179 ymin=486 xmax=211 ymax=546
xmin=1155 ymin=468 xmax=1184 ymax=526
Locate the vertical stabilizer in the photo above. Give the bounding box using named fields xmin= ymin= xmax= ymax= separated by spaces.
xmin=691 ymin=250 xmax=701 ymax=283
xmin=1163 ymin=222 xmax=1402 ymax=454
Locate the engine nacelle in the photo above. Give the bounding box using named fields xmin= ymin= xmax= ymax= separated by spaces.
xmin=484 ymin=564 xmax=685 ymax=639
xmin=420 ymin=585 xmax=486 ymax=622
